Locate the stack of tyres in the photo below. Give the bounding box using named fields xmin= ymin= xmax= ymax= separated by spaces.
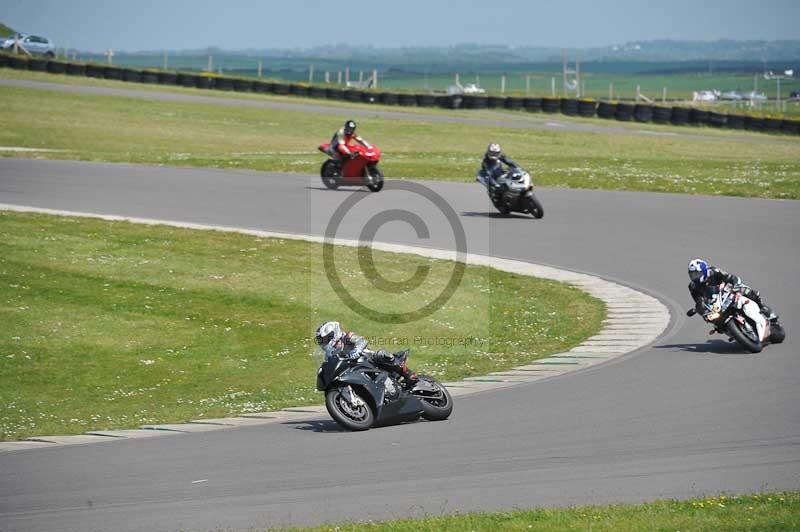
xmin=577 ymin=99 xmax=596 ymax=118
xmin=670 ymin=107 xmax=690 ymax=125
xmin=234 ymin=79 xmax=254 ymax=92
xmin=122 ymin=69 xmax=142 ymax=83
xmin=709 ymin=112 xmax=727 ymax=127
xmin=438 ymin=94 xmax=461 ymax=109
xmin=596 ymin=101 xmax=616 ymax=119
xmin=505 ymin=96 xmax=525 ymax=111
xmin=195 ymin=76 xmax=214 ymax=89
xmin=725 ymin=114 xmax=745 ymax=130
xmin=615 ymin=103 xmax=634 ymax=121
xmin=634 ymin=104 xmax=653 ymax=122
xmin=273 ymin=83 xmax=290 ymax=95
xmin=541 ymin=97 xmax=560 ymax=113
xmin=378 ymin=92 xmax=399 ymax=105
xmin=487 ymin=96 xmax=507 ymax=109
xmin=288 ymin=83 xmax=309 ymax=96
xmin=28 ymin=58 xmax=48 ymax=71
xmin=652 ymin=106 xmax=672 ymax=124
xmin=157 ymin=72 xmax=178 ymax=85
xmin=140 ymin=70 xmax=159 ymax=84
xmin=9 ymin=55 xmax=28 ymax=70
xmin=85 ymin=64 xmax=104 ymax=78
xmin=0 ymin=54 xmax=8 ymax=68
xmin=214 ymin=77 xmax=234 ymax=91
xmin=461 ymin=95 xmax=488 ymax=109
xmin=744 ymin=116 xmax=764 ymax=131
xmin=65 ymin=62 xmax=86 ymax=76
xmin=309 ymin=86 xmax=327 ymax=99
xmin=780 ymin=119 xmax=800 ymax=135
xmin=178 ymin=73 xmax=197 ymax=88
xmin=560 ymin=98 xmax=579 ymax=116
xmin=398 ymin=93 xmax=417 ymax=106
xmin=416 ymin=94 xmax=436 ymax=107
xmin=689 ymin=108 xmax=711 ymax=126
xmin=361 ymin=91 xmax=379 ymax=104
xmin=103 ymin=66 xmax=124 ymax=80
xmin=763 ymin=118 xmax=783 ymax=133
xmin=45 ymin=60 xmax=67 ymax=74
xmin=326 ymin=88 xmax=346 ymax=100
xmin=524 ymin=97 xmax=542 ymax=112
xmin=344 ymin=90 xmax=362 ymax=102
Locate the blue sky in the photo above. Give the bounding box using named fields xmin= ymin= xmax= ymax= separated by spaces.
xmin=3 ymin=0 xmax=798 ymax=52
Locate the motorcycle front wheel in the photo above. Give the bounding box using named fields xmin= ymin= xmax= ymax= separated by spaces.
xmin=412 ymin=376 xmax=453 ymax=421
xmin=527 ymin=192 xmax=544 ymax=219
xmin=365 ymin=164 xmax=384 ymax=192
xmin=727 ymin=318 xmax=762 ymax=353
xmin=325 ymin=388 xmax=374 ymax=431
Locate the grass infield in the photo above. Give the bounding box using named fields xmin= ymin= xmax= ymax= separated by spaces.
xmin=0 ymin=212 xmax=604 ymax=440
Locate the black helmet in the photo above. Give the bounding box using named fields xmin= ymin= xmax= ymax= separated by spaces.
xmin=344 ymin=120 xmax=356 ymax=135
xmin=486 ymin=143 xmax=502 ymax=160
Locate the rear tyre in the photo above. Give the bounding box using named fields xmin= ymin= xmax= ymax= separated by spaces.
xmin=727 ymin=318 xmax=762 ymax=353
xmin=527 ymin=192 xmax=544 ymax=219
xmin=366 ymin=164 xmax=384 ymax=192
xmin=413 ymin=376 xmax=453 ymax=421
xmin=320 ymin=160 xmax=340 ymax=190
xmin=325 ymin=388 xmax=374 ymax=431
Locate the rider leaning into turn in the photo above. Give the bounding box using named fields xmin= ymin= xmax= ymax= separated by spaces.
xmin=314 ymin=321 xmax=418 ymax=386
xmin=477 ymin=143 xmax=518 ymax=186
xmin=686 ymin=258 xmax=775 ymax=319
xmin=328 ymin=119 xmax=372 ymax=162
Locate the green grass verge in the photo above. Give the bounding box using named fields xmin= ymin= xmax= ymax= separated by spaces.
xmin=286 ymin=492 xmax=800 ymax=531
xmin=0 ymin=212 xmax=604 ymax=440
xmin=1 ymin=72 xmax=798 ymax=199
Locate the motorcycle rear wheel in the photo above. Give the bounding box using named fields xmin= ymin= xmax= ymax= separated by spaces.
xmin=412 ymin=376 xmax=453 ymax=421
xmin=325 ymin=388 xmax=374 ymax=431
xmin=320 ymin=160 xmax=340 ymax=190
xmin=727 ymin=319 xmax=762 ymax=353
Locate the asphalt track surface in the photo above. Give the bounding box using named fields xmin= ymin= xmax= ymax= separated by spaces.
xmin=0 ymin=158 xmax=798 ymax=532
xmin=1 ymin=76 xmax=796 ymax=146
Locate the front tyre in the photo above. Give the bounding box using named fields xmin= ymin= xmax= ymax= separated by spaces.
xmin=412 ymin=376 xmax=453 ymax=421
xmin=769 ymin=322 xmax=786 ymax=344
xmin=365 ymin=164 xmax=384 ymax=192
xmin=325 ymin=388 xmax=374 ymax=431
xmin=527 ymin=192 xmax=544 ymax=219
xmin=727 ymin=318 xmax=762 ymax=353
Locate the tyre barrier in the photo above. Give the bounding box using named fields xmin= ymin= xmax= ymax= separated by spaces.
xmin=272 ymin=83 xmax=289 ymax=95
xmin=194 ymin=75 xmax=213 ymax=90
xmin=122 ymin=69 xmax=141 ymax=83
xmin=140 ymin=70 xmax=159 ymax=84
xmin=689 ymin=108 xmax=710 ymax=126
xmin=103 ymin=66 xmax=124 ymax=80
xmin=416 ymin=94 xmax=437 ymax=107
xmin=326 ymin=88 xmax=346 ymax=100
xmin=744 ymin=116 xmax=764 ymax=131
xmin=398 ymin=93 xmax=417 ymax=106
xmin=577 ymin=99 xmax=596 ymax=118
xmin=505 ymin=96 xmax=525 ymax=110
xmin=709 ymin=112 xmax=727 ymax=127
xmin=85 ymin=64 xmax=104 ymax=78
xmin=487 ymin=96 xmax=507 ymax=109
xmin=561 ymin=98 xmax=579 ymax=116
xmin=378 ymin=92 xmax=398 ymax=105
xmin=177 ymin=73 xmax=197 ymax=88
xmin=362 ymin=91 xmax=379 ymax=104
xmin=28 ymin=58 xmax=48 ymax=71
xmin=0 ymin=54 xmax=8 ymax=68
xmin=652 ymin=106 xmax=672 ymax=124
xmin=781 ymin=119 xmax=800 ymax=135
xmin=725 ymin=114 xmax=745 ymax=130
xmin=288 ymin=83 xmax=308 ymax=96
xmin=308 ymin=86 xmax=327 ymax=99
xmin=615 ymin=102 xmax=634 ymax=121
xmin=461 ymin=94 xmax=488 ymax=109
xmin=65 ymin=62 xmax=86 ymax=76
xmin=596 ymin=101 xmax=616 ymax=119
xmin=541 ymin=97 xmax=560 ymax=113
xmin=45 ymin=60 xmax=67 ymax=74
xmin=157 ymin=72 xmax=178 ymax=85
xmin=344 ymin=89 xmax=362 ymax=102
xmin=234 ymin=79 xmax=254 ymax=92
xmin=634 ymin=104 xmax=653 ymax=122
xmin=8 ymin=55 xmax=28 ymax=70
xmin=763 ymin=117 xmax=783 ymax=133
xmin=213 ymin=77 xmax=234 ymax=91
xmin=524 ymin=97 xmax=542 ymax=112
xmin=670 ymin=106 xmax=690 ymax=126
xmin=440 ymin=94 xmax=462 ymax=109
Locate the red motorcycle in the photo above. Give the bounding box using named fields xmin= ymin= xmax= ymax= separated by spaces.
xmin=317 ymin=142 xmax=384 ymax=192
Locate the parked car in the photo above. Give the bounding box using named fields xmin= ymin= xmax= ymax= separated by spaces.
xmin=720 ymin=91 xmax=743 ymax=101
xmin=742 ymin=91 xmax=768 ymax=101
xmin=1 ymin=33 xmax=55 ymax=57
xmin=693 ymin=90 xmax=717 ymax=102
xmin=790 ymin=91 xmax=800 ymax=101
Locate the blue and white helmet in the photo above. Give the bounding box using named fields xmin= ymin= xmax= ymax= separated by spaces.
xmin=315 ymin=321 xmax=343 ymax=347
xmin=688 ymin=258 xmax=709 ymax=283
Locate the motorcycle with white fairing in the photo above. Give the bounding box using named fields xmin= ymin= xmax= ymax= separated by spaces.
xmin=688 ymin=281 xmax=785 ymax=353
xmin=478 ymin=166 xmax=544 ymax=218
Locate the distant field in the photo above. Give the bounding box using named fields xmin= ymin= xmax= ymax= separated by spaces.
xmin=1 ymin=78 xmax=799 ymax=199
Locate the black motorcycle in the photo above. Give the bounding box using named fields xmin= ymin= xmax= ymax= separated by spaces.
xmin=479 ymin=167 xmax=544 ymax=219
xmin=688 ymin=282 xmax=785 ymax=353
xmin=316 ymin=348 xmax=453 ymax=431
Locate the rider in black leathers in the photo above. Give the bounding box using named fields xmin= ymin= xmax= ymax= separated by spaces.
xmin=477 ymin=143 xmax=518 ymax=186
xmin=686 ymin=259 xmax=774 ymax=319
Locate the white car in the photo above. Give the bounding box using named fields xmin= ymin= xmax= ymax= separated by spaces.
xmin=2 ymin=33 xmax=55 ymax=57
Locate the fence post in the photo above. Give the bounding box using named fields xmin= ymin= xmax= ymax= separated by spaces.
xmin=345 ymin=68 xmax=349 ymax=85
xmin=106 ymin=49 xmax=113 ymax=65
xmin=372 ymin=69 xmax=377 ymax=89
xmin=500 ymin=75 xmax=506 ymax=94
xmin=207 ymin=55 xmax=213 ymax=72
xmin=662 ymin=87 xmax=667 ymax=103
xmin=636 ymin=84 xmax=641 ymax=102
xmin=526 ymin=75 xmax=530 ymax=94
xmin=308 ymin=64 xmax=314 ymax=84
xmin=258 ymin=61 xmax=262 ymax=78
xmin=337 ymin=71 xmax=342 ymax=85
xmin=551 ymin=77 xmax=556 ymax=97
xmin=163 ymin=50 xmax=168 ymax=70
xmin=609 ymin=82 xmax=613 ymax=100
xmin=325 ymin=71 xmax=330 ymax=84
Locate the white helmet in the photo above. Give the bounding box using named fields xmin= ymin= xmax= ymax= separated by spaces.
xmin=486 ymin=143 xmax=502 ymax=160
xmin=315 ymin=321 xmax=343 ymax=347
